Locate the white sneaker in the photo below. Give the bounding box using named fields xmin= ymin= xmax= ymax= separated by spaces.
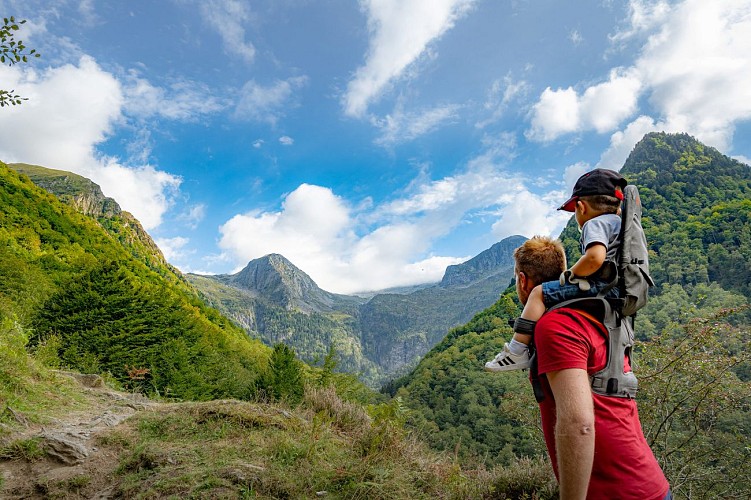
xmin=484 ymin=343 xmax=531 ymax=372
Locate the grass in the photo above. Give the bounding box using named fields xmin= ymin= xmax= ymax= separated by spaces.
xmin=102 ymin=387 xmax=558 ymax=499
xmin=0 ymin=317 xmax=86 ymax=438
xmin=0 ymin=437 xmax=47 ymax=461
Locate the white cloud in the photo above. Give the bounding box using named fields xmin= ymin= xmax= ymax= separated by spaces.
xmin=156 ymin=236 xmax=190 ymax=263
xmin=179 ymin=203 xmax=207 ymax=229
xmin=279 ymin=136 xmax=294 ymax=146
xmin=374 ymin=103 xmax=460 ymax=145
xmin=635 ymin=0 xmax=751 ymax=152
xmin=733 ymin=154 xmax=751 ymax=166
xmin=570 ymin=30 xmax=583 ymax=45
xmin=123 ymin=74 xmax=228 ymax=121
xmin=527 ymin=68 xmax=642 ymax=141
xmin=253 ymin=139 xmax=264 ymax=149
xmin=476 ymin=75 xmax=529 ymax=129
xmin=491 ymin=190 xmax=571 ymax=241
xmin=597 ymin=115 xmax=658 ymax=170
xmin=529 ymin=0 xmax=751 ymax=155
xmin=235 ymin=76 xmax=308 ymax=124
xmin=610 ymin=0 xmax=671 ymax=43
xmin=343 ymin=0 xmax=477 ymax=117
xmin=0 ymin=56 xmax=181 ymax=229
xmin=198 ymin=0 xmax=256 ymax=64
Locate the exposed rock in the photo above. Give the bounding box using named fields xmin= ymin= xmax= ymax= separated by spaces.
xmin=42 ymin=431 xmax=90 ymax=465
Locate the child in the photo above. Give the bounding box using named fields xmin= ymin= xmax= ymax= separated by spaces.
xmin=484 ymin=168 xmax=627 ymax=372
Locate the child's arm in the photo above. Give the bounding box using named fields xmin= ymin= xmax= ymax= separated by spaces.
xmin=570 ymin=243 xmax=606 ymax=278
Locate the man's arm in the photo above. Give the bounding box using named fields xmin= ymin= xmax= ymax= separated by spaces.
xmin=547 ymin=368 xmax=595 ymax=500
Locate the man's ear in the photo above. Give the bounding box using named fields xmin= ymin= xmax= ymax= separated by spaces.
xmin=518 ymin=271 xmax=529 ymax=291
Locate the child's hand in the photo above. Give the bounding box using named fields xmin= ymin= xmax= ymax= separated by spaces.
xmin=559 ymin=270 xmax=591 ymax=291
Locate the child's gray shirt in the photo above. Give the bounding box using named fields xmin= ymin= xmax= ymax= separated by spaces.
xmin=580 ymin=213 xmax=621 ymax=267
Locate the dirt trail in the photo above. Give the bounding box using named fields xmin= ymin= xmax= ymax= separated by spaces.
xmin=1 ymin=372 xmax=155 ymax=499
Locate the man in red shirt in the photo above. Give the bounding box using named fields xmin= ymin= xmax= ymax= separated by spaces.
xmin=512 ymin=236 xmax=670 ymax=500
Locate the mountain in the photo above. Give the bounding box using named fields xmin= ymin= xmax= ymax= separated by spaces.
xmin=216 ymin=253 xmax=364 ymax=314
xmin=7 ymin=162 xmax=185 ymax=287
xmin=189 ymin=236 xmax=523 ymax=385
xmin=390 ymin=132 xmax=751 ymax=477
xmin=0 ymin=161 xmax=273 ymax=400
xmin=440 ymin=236 xmax=523 ymax=288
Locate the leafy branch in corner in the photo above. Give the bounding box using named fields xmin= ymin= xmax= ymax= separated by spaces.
xmin=1 ymin=16 xmax=40 ymax=107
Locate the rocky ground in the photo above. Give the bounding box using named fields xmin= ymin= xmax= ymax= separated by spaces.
xmin=0 ymin=372 xmax=154 ymax=499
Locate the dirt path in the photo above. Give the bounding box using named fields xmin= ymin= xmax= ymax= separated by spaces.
xmin=1 ymin=372 xmax=155 ymax=499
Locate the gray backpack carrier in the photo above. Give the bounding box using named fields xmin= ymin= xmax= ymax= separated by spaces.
xmin=531 ymin=184 xmax=654 ymax=401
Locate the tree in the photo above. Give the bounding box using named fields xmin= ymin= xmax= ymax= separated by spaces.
xmin=1 ymin=16 xmax=40 ymax=107
xmin=260 ymin=343 xmax=305 ymax=403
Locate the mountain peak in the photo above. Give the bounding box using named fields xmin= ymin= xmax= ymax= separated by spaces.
xmin=228 ymin=254 xmax=350 ymax=313
xmin=440 ymin=235 xmax=526 ymax=288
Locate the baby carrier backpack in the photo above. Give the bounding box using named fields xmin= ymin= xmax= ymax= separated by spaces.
xmin=531 ymin=184 xmax=654 ymax=401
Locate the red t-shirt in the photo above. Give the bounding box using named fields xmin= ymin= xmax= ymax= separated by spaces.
xmin=535 ymin=308 xmax=669 ymax=500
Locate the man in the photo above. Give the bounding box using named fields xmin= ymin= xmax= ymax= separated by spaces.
xmin=513 ymin=236 xmax=670 ymax=500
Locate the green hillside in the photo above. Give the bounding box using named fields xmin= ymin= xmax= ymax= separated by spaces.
xmin=392 ymin=133 xmax=751 ymax=497
xmin=0 ymin=161 xmax=271 ymax=400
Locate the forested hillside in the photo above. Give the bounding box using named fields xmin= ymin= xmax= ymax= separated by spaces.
xmin=0 ymin=162 xmax=272 ymax=400
xmin=391 ymin=133 xmax=751 ymax=498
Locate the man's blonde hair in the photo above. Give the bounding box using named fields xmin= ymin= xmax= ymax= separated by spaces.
xmin=513 ymin=236 xmax=567 ymax=285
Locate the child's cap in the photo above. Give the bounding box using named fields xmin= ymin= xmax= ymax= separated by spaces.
xmin=558 ymin=168 xmax=627 ymax=212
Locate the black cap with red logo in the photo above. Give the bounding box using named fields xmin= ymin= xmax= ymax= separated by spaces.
xmin=558 ymin=168 xmax=627 ymax=212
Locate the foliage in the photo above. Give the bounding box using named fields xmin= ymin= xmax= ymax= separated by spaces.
xmin=638 ymin=309 xmax=751 ymax=498
xmin=258 ymin=343 xmax=305 ymax=404
xmin=0 ymin=17 xmax=39 ymax=106
xmin=0 ymin=315 xmax=86 ymax=436
xmin=390 ymin=291 xmax=546 ymax=465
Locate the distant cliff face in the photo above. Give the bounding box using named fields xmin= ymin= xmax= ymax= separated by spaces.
xmin=440 ymin=235 xmax=526 ymax=288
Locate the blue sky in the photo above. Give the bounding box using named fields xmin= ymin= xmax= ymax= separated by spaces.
xmin=1 ymin=0 xmax=750 ymax=293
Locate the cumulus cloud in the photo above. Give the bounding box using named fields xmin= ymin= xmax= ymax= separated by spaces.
xmin=527 ymin=68 xmax=642 ymax=141
xmin=155 ymin=236 xmax=190 ymax=263
xmin=374 ymin=103 xmax=460 ymax=145
xmin=279 ymin=136 xmax=294 ymax=146
xmin=198 ymin=0 xmax=256 ymax=64
xmin=596 ymin=115 xmax=658 ymax=170
xmin=528 ymin=0 xmax=751 ymax=157
xmin=343 ymin=0 xmax=477 ymax=117
xmin=635 ymin=0 xmax=751 ymax=152
xmin=235 ymin=76 xmax=308 ymax=124
xmin=491 ymin=189 xmax=571 ymax=241
xmin=0 ymin=56 xmax=182 ymax=229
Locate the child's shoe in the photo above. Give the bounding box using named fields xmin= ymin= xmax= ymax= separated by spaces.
xmin=484 ymin=343 xmax=531 ymax=372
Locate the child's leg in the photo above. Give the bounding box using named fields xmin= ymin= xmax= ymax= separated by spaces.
xmin=510 ymin=285 xmax=546 ymax=348
xmin=484 ymin=285 xmax=545 ymax=372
